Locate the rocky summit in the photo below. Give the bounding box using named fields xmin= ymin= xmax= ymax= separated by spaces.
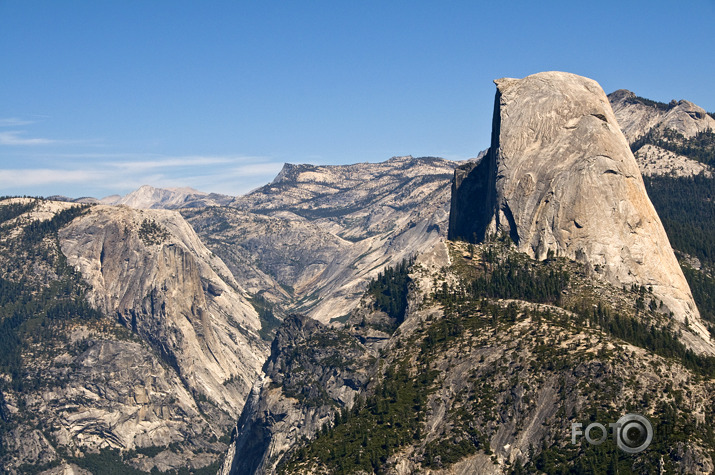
xmin=608 ymin=89 xmax=715 ymax=144
xmin=450 ymin=71 xmax=713 ymax=354
xmin=608 ymin=89 xmax=715 ymax=178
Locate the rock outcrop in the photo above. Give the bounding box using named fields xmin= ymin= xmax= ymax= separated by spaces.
xmin=58 ymin=206 xmax=269 ymax=418
xmin=608 ymin=89 xmax=715 ymax=144
xmin=628 ymin=143 xmax=711 ymax=178
xmin=607 ymin=89 xmax=715 ymax=178
xmin=450 ymin=71 xmax=713 ymax=354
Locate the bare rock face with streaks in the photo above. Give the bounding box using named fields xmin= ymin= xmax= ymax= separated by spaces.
xmin=451 ymin=71 xmax=713 ymax=354
xmin=58 ymin=206 xmax=269 ymax=418
xmin=0 ymin=199 xmax=270 ymax=472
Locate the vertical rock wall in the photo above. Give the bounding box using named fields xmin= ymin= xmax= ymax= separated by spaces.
xmin=450 ymin=71 xmax=713 ymax=353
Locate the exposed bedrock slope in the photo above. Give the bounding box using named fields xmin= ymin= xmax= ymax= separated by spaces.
xmin=58 ymin=206 xmax=269 ymax=419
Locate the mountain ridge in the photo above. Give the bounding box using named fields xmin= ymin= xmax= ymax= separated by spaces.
xmin=184 ymin=155 xmax=459 ymax=323
xmin=609 ymin=89 xmax=715 ymax=178
xmin=219 ymin=74 xmax=715 ymax=474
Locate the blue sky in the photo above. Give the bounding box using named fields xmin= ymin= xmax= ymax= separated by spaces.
xmin=1 ymin=1 xmax=714 ymax=198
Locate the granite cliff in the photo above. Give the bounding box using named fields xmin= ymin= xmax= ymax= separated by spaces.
xmin=450 ymin=71 xmax=713 ymax=354
xmin=0 ymin=199 xmax=268 ymax=473
xmin=59 ymin=206 xmax=269 ymax=417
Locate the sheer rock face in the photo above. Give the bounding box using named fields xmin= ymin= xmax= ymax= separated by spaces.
xmin=454 ymin=71 xmax=712 ymax=353
xmin=448 ymin=156 xmax=495 ymax=243
xmin=59 ymin=206 xmax=269 ymax=417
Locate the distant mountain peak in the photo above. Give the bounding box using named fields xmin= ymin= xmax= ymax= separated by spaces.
xmin=386 ymin=154 xmax=414 ymax=162
xmin=609 ymin=88 xmax=715 ymax=178
xmin=270 ymin=163 xmax=316 ymax=184
xmin=609 ymin=89 xmax=715 ymax=143
xmin=98 ymin=185 xmax=233 ymax=210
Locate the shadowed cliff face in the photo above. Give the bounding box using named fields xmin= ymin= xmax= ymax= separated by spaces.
xmin=449 ymin=71 xmax=713 ymax=354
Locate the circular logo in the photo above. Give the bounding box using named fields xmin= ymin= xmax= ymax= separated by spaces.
xmin=615 ymin=414 xmax=653 ymax=454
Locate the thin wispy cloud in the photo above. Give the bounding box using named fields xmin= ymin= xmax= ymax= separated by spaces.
xmin=0 ymin=118 xmax=37 ymax=127
xmin=0 ymin=168 xmax=103 ymax=187
xmin=0 ymin=153 xmax=285 ymax=197
xmin=107 ymin=156 xmax=239 ymax=172
xmin=0 ymin=131 xmax=56 ymax=146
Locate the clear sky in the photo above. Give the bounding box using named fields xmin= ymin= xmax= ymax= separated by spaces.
xmin=2 ymin=1 xmax=714 ymax=198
